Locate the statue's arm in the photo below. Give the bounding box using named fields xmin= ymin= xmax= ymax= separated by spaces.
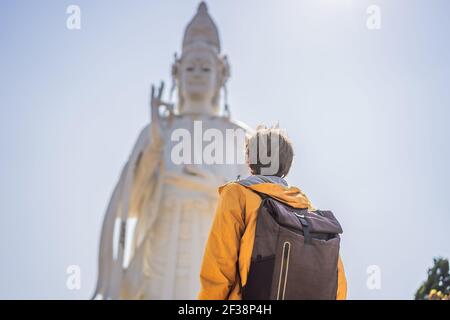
xmin=128 ymin=128 xmax=163 ymax=217
xmin=93 ymin=81 xmax=171 ymax=298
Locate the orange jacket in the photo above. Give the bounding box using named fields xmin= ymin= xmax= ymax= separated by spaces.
xmin=198 ymin=177 xmax=347 ymax=300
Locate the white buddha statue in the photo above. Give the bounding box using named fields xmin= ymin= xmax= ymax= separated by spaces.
xmin=93 ymin=2 xmax=252 ymax=299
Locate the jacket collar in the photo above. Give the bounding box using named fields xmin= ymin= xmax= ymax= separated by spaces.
xmin=238 ymin=175 xmax=288 ymax=187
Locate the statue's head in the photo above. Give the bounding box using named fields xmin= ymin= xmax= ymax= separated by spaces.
xmin=172 ymin=2 xmax=230 ymax=116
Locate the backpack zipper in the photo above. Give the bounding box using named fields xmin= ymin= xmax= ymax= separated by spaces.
xmin=277 ymin=241 xmax=291 ymax=300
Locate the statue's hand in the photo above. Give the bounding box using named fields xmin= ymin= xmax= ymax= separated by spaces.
xmin=150 ymin=81 xmax=174 ymax=146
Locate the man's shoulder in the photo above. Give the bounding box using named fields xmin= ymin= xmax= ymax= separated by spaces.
xmin=218 ymin=180 xmax=247 ymax=195
xmin=219 ymin=180 xmax=244 ymax=190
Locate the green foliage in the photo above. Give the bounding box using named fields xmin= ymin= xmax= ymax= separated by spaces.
xmin=415 ymin=257 xmax=450 ymax=300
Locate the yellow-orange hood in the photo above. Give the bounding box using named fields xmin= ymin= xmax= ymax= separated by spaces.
xmin=218 ymin=175 xmax=314 ymax=210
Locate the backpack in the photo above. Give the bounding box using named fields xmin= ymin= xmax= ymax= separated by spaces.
xmin=240 ymin=189 xmax=343 ymax=300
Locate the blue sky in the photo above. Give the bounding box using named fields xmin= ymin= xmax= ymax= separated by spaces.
xmin=0 ymin=0 xmax=449 ymax=299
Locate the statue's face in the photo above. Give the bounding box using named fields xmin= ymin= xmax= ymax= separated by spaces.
xmin=179 ymin=48 xmax=219 ymax=112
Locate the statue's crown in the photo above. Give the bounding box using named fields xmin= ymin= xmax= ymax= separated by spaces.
xmin=182 ymin=2 xmax=221 ymax=53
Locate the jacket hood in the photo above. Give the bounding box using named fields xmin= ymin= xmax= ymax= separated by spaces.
xmin=220 ymin=175 xmax=313 ymax=209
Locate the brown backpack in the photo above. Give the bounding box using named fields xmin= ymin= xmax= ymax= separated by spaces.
xmin=239 ymin=186 xmax=343 ymax=300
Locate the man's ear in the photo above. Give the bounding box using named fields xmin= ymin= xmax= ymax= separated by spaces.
xmin=245 ymin=154 xmax=253 ymax=174
xmin=172 ymin=53 xmax=181 ymax=79
xmin=219 ymin=55 xmax=230 ymax=87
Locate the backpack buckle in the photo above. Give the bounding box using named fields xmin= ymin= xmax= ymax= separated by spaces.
xmin=294 ymin=212 xmax=311 ymax=244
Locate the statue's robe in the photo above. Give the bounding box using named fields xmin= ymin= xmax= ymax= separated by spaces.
xmin=94 ymin=115 xmax=252 ymax=299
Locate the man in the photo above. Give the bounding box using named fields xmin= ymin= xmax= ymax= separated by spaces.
xmin=198 ymin=125 xmax=347 ymax=300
